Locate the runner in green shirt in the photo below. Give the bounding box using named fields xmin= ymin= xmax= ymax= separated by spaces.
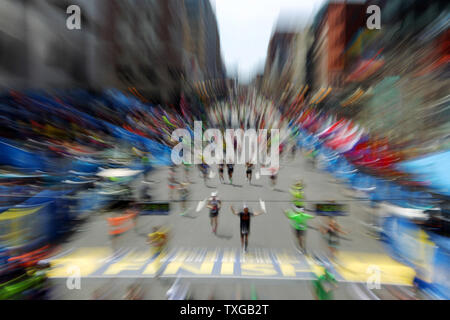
xmin=290 ymin=181 xmax=306 ymax=208
xmin=284 ymin=207 xmax=314 ymax=253
xmin=312 ymin=267 xmax=338 ymax=300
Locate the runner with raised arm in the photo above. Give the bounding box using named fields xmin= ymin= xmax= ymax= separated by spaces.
xmin=230 ymin=204 xmax=264 ymax=253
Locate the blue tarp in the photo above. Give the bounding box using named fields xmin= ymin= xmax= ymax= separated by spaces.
xmin=396 ymin=151 xmax=450 ymax=196
xmin=75 ymin=190 xmax=108 ymax=216
xmin=70 ymin=159 xmax=100 ymax=174
xmin=105 ymin=122 xmax=172 ymax=165
xmin=0 ymin=189 xmax=73 ymax=250
xmin=17 ymin=189 xmax=72 ymax=206
xmin=0 ymin=185 xmax=39 ymax=207
xmin=0 ymin=138 xmax=48 ymax=172
xmin=382 ymin=216 xmax=450 ymax=299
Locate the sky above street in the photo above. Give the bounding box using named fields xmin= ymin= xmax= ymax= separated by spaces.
xmin=212 ymin=0 xmax=325 ymax=83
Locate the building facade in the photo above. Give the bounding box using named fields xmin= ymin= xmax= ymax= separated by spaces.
xmin=263 ymin=28 xmax=312 ymax=104
xmin=309 ymin=1 xmax=366 ymax=92
xmin=0 ymin=0 xmax=112 ymax=91
xmin=0 ymin=0 xmax=226 ymax=104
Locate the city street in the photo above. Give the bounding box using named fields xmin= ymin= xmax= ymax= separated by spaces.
xmin=0 ymin=0 xmax=447 ymax=304
xmin=46 ymin=151 xmax=414 ymax=300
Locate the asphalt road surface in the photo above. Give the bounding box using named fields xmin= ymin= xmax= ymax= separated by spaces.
xmin=46 ymin=151 xmax=414 ymax=299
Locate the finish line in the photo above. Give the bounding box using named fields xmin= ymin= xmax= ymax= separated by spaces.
xmin=45 ymin=247 xmax=414 ymax=285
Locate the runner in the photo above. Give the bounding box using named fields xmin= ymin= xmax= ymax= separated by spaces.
xmin=182 ymin=160 xmax=191 ymax=183
xmin=269 ymin=167 xmax=278 ymax=190
xmin=207 ymin=191 xmax=221 ymax=234
xmin=227 ymin=163 xmax=234 ymax=184
xmin=279 ymin=142 xmax=285 ymax=158
xmin=230 ymin=204 xmax=264 ymax=253
xmin=200 ymin=160 xmax=210 ymax=185
xmin=147 ymin=226 xmax=169 ymax=256
xmin=178 ymin=182 xmax=189 ymax=215
xmin=218 ymin=163 xmax=225 ymax=183
xmin=168 ymin=165 xmax=177 ymax=200
xmin=306 ymin=148 xmax=319 ymax=167
xmin=312 ymin=267 xmax=338 ymax=300
xmin=290 ymin=180 xmax=305 ymax=208
xmin=245 ymin=161 xmax=254 ymax=184
xmin=291 ymin=142 xmax=297 ymax=159
xmin=291 ymin=179 xmax=304 ymax=191
xmin=320 ymin=217 xmax=349 ymax=259
xmin=284 ymin=206 xmax=314 ymax=254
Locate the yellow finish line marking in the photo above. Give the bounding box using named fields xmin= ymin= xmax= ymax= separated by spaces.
xmin=44 ymin=247 xmax=416 ymax=285
xmin=333 ymin=251 xmax=416 ymax=286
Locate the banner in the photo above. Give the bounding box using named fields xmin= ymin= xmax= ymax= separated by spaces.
xmin=140 ymin=202 xmax=170 ymax=215
xmin=382 ymin=216 xmax=449 ymax=299
xmin=315 ymin=203 xmax=348 ymax=216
